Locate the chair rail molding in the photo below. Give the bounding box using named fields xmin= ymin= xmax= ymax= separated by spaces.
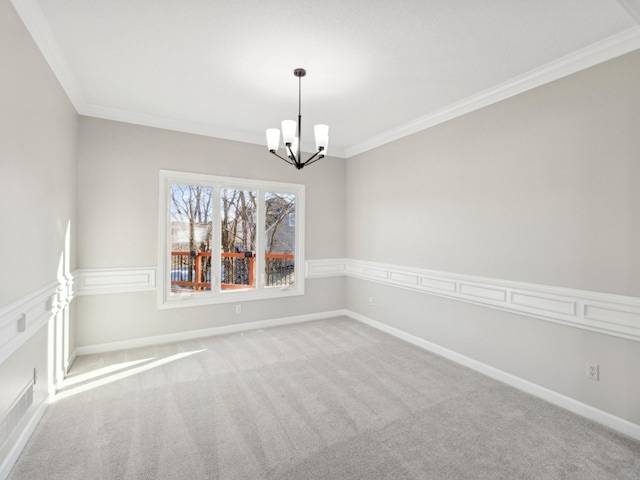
xmin=342 ymin=258 xmax=640 ymax=342
xmin=75 ymin=267 xmax=156 ymax=296
xmin=0 ymin=275 xmax=73 ymax=365
xmin=71 ymin=260 xmax=640 ymax=342
xmin=305 ymin=258 xmax=347 ymax=278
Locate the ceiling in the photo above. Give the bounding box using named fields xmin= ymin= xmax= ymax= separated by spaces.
xmin=12 ymin=0 xmax=640 ymax=158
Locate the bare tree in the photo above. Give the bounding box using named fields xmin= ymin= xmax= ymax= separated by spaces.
xmin=265 ymin=193 xmax=295 ymax=253
xmin=171 ymin=184 xmax=213 ymax=287
xmin=220 ymin=189 xmax=257 ymax=253
xmin=171 ymin=184 xmax=212 ymax=252
xmin=170 ymin=185 xmax=292 ymax=289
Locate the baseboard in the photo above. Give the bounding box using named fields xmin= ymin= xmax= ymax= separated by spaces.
xmin=67 ymin=349 xmax=78 ymax=373
xmin=69 ymin=261 xmax=640 ymax=342
xmin=0 ymin=395 xmax=50 ymax=480
xmin=68 ymin=308 xmax=640 ymax=443
xmin=72 ymin=310 xmax=348 ymax=356
xmin=344 ymin=310 xmax=640 ymax=442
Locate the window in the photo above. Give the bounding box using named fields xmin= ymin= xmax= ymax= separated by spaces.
xmin=158 ymin=170 xmax=305 ymax=308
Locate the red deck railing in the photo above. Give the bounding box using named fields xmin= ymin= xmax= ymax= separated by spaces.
xmin=170 ymin=251 xmax=294 ymax=291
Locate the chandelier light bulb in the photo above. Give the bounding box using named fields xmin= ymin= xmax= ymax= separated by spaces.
xmin=281 ymin=120 xmax=297 ymax=145
xmin=266 ymin=128 xmax=280 ymax=152
xmin=314 ymin=124 xmax=329 ymax=151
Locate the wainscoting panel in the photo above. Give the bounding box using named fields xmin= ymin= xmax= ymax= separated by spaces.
xmin=420 ymin=275 xmax=457 ymax=293
xmin=305 ymin=259 xmax=346 ymax=278
xmin=510 ymin=291 xmax=576 ymax=316
xmin=75 ymin=267 xmax=156 ymax=295
xmin=0 ymin=276 xmax=72 ymax=365
xmin=70 ymin=260 xmax=640 ymax=342
xmin=343 ymin=259 xmax=640 ymax=342
xmin=458 ymin=282 xmax=508 ymax=302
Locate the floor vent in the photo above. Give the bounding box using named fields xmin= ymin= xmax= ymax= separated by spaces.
xmin=0 ymin=380 xmax=34 ymax=448
xmin=241 ymin=329 xmax=266 ymax=336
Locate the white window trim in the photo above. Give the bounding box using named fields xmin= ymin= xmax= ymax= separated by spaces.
xmin=158 ymin=170 xmax=305 ymax=309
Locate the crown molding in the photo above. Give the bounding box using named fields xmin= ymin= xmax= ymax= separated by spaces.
xmin=10 ymin=0 xmax=86 ymax=109
xmin=78 ymin=103 xmax=348 ymax=159
xmin=79 ymin=23 xmax=640 ymax=161
xmin=344 ymin=26 xmax=640 ymax=158
xmin=79 ymin=103 xmax=255 ymax=143
xmin=12 ymin=0 xmax=639 ymax=160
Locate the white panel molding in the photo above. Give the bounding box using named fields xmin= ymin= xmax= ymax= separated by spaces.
xmin=344 ymin=26 xmax=640 ymax=158
xmin=306 ymin=258 xmax=347 ymax=278
xmin=75 ymin=260 xmax=339 ymax=295
xmin=420 ymin=275 xmax=456 ymax=293
xmin=0 ymin=276 xmax=73 ymax=365
xmin=346 ymin=310 xmax=640 ymax=442
xmin=343 ymin=259 xmax=640 ymax=342
xmin=71 ymin=261 xmax=640 ymax=342
xmin=459 ymin=282 xmax=507 ymax=302
xmin=72 ymin=310 xmax=347 ymax=357
xmin=75 ymin=267 xmax=156 ymax=296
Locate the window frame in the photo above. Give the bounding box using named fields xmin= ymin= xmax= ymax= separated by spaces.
xmin=158 ymin=170 xmax=305 ymax=309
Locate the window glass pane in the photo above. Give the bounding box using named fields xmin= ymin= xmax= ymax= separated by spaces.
xmin=265 ymin=192 xmax=296 ymax=287
xmin=220 ymin=188 xmax=257 ymax=291
xmin=170 ymin=184 xmax=213 ymax=293
xmin=160 ymin=170 xmax=304 ymax=308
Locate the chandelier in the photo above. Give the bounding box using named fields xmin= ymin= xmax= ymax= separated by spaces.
xmin=266 ymin=68 xmax=329 ymax=170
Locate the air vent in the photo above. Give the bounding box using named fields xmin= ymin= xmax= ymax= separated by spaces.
xmin=241 ymin=329 xmax=265 ymax=336
xmin=0 ymin=379 xmax=34 ymax=448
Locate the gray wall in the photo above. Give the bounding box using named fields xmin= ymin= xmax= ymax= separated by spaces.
xmin=2 ymin=0 xmax=640 ymax=456
xmin=347 ymin=51 xmax=640 ymax=297
xmin=345 ymin=50 xmax=640 ymax=424
xmin=0 ymin=0 xmax=77 ymax=458
xmin=75 ymin=117 xmax=346 ymax=346
xmin=0 ymin=0 xmax=78 ymax=307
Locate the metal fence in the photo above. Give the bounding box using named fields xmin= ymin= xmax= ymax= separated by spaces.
xmin=170 ymin=251 xmax=294 ymax=291
xmin=265 ymin=254 xmax=295 ymax=286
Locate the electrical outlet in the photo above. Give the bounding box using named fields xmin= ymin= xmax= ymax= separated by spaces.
xmin=235 ymin=304 xmax=242 ymax=314
xmin=586 ymin=363 xmax=599 ymax=381
xmin=368 ymin=297 xmax=373 ymax=306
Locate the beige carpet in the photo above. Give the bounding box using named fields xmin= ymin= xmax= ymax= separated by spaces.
xmin=8 ymin=317 xmax=640 ymax=479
